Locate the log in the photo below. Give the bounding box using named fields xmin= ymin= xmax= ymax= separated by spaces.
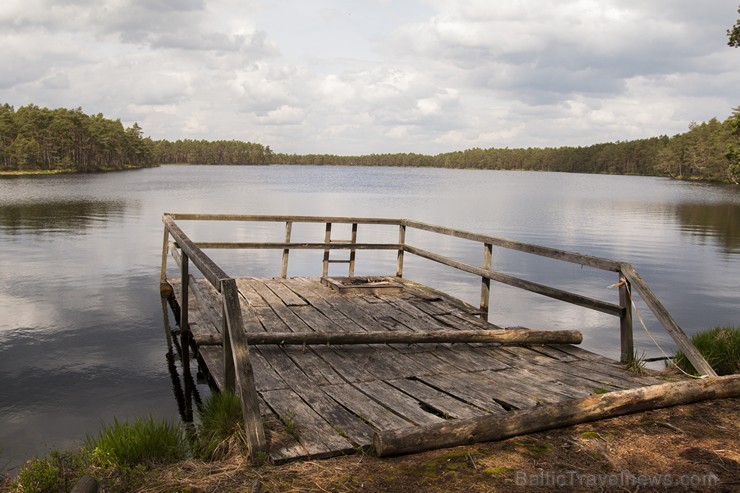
xmin=242 ymin=329 xmax=583 ymax=346
xmin=373 ymin=374 xmax=740 ymax=457
xmin=70 ymin=476 xmax=98 ymax=493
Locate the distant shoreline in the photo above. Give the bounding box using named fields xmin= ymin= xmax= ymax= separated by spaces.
xmin=0 ymin=165 xmax=158 ymax=177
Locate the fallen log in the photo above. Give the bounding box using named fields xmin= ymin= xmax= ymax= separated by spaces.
xmin=242 ymin=329 xmax=583 ymax=346
xmin=373 ymin=374 xmax=740 ymax=457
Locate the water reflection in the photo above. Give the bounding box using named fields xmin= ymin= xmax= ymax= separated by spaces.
xmin=674 ymin=202 xmax=740 ymax=254
xmin=0 ymin=200 xmax=126 ymax=235
xmin=160 ymin=294 xmax=203 ymax=425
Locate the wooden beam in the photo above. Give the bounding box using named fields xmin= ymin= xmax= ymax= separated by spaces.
xmin=194 ymin=241 xmax=400 ymax=250
xmin=162 ymin=214 xmax=229 ymax=291
xmin=401 ymin=219 xmax=623 ymax=272
xmin=620 ymin=263 xmax=716 ymax=376
xmin=405 ymin=244 xmax=622 ymax=317
xmin=239 ymin=329 xmax=583 ymax=346
xmin=374 ymin=374 xmax=740 ymax=457
xmin=166 ymin=213 xmax=401 ymax=226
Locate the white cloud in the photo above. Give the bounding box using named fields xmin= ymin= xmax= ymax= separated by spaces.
xmin=0 ymin=0 xmax=737 ymax=154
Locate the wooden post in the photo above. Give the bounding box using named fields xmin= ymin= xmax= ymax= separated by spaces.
xmin=480 ymin=243 xmax=492 ymax=321
xmin=374 ymin=374 xmax=740 ymax=457
xmin=618 ymin=273 xmax=634 ymax=363
xmin=322 ymin=222 xmax=332 ymax=277
xmin=349 ymin=222 xmax=358 ymax=277
xmin=180 ymin=250 xmax=189 ymax=337
xmin=179 ymin=250 xmax=192 ymax=421
xmin=621 ymin=263 xmax=717 ymax=376
xmin=396 ymin=224 xmax=406 ymax=278
xmin=222 ymin=299 xmax=235 ymax=392
xmin=221 ymin=278 xmax=267 ymax=461
xmin=281 ymin=221 xmax=292 ymax=278
xmin=160 ymin=226 xmax=170 ymax=288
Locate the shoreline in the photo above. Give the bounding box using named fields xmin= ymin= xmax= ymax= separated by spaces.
xmin=3 ymin=397 xmax=737 ymax=492
xmin=0 ymin=165 xmax=158 ymax=177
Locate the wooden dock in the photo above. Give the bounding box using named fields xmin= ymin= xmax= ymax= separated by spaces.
xmin=160 ymin=214 xmax=730 ymax=464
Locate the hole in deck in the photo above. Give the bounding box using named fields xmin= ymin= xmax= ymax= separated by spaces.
xmin=321 ymin=276 xmax=404 ymax=294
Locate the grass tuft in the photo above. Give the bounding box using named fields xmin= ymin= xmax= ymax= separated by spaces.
xmin=195 ymin=391 xmax=246 ymax=460
xmin=672 ymin=326 xmax=740 ymax=376
xmin=623 ymin=350 xmax=647 ymax=375
xmin=13 ymin=457 xmax=60 ymax=493
xmin=86 ymin=416 xmax=188 ymax=468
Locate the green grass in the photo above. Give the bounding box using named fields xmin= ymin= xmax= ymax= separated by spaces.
xmin=86 ymin=416 xmax=188 ymax=468
xmin=10 ymin=449 xmax=90 ymax=493
xmin=195 ymin=390 xmax=246 ymax=460
xmin=623 ymin=350 xmax=647 ymax=375
xmin=672 ymin=326 xmax=740 ymax=376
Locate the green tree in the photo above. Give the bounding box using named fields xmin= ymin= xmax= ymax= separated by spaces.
xmin=725 ymin=107 xmax=740 ymax=184
xmin=728 ymin=7 xmax=740 ymax=47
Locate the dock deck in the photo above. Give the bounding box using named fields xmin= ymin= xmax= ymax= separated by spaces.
xmin=160 ymin=214 xmax=723 ymax=463
xmin=169 ymin=275 xmax=666 ymax=463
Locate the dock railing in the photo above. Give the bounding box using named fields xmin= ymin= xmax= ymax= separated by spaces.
xmin=160 ymin=213 xmax=716 ymax=461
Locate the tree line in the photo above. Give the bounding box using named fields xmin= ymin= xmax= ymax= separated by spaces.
xmin=0 ymin=104 xmax=156 ymax=172
xmin=152 ymin=139 xmax=272 ymax=166
xmin=0 ymin=104 xmax=274 ymax=172
xmin=1 ymin=103 xmax=737 ymax=183
xmin=274 ymin=110 xmax=739 ymax=184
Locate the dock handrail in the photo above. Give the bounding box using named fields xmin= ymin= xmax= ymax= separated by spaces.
xmin=161 ymin=213 xmax=717 ymax=451
xmin=162 ymin=214 xmax=267 ymax=461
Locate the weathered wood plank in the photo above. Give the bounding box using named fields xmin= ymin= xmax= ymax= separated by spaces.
xmin=491 ymin=346 xmax=640 ymax=388
xmin=479 ymin=347 xmax=627 ymax=393
xmin=236 ymin=280 xmax=270 ymax=308
xmin=449 ymin=371 xmax=542 ymax=409
xmin=264 ymin=279 xmax=308 ymax=306
xmin=255 ymin=346 xmax=375 ymax=447
xmin=262 ymin=405 xmax=308 ymax=464
xmin=386 ymin=378 xmax=488 ymax=420
xmin=251 ymin=306 xmax=286 ymax=333
xmin=471 ymin=369 xmax=574 ymax=405
xmin=191 ymin=278 xmax=223 ymax=329
xmin=416 ymin=374 xmax=509 ymax=413
xmin=356 ymin=380 xmax=445 ymax=426
xmin=198 ymin=346 xmax=226 ymax=389
xmin=242 ymin=279 xmax=313 ymax=332
xmin=283 ymin=346 xmax=348 ymax=386
xmin=401 ymin=348 xmax=474 ymax=375
xmin=261 ymin=389 xmax=355 ymax=458
xmin=322 ymin=384 xmax=415 ymax=431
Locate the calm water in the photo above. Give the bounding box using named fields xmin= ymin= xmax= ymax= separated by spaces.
xmin=0 ymin=165 xmax=738 ymax=471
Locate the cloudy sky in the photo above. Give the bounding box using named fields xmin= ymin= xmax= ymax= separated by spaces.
xmin=1 ymin=0 xmax=738 ymax=154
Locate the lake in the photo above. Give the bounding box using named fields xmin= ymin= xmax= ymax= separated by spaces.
xmin=0 ymin=165 xmax=737 ymax=472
